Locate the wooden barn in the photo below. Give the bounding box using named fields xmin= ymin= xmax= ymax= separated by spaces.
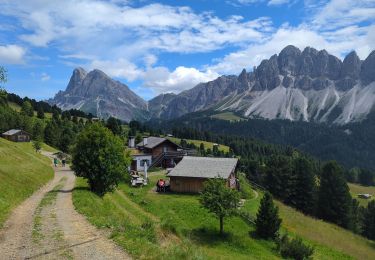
xmin=1 ymin=129 xmax=31 ymax=142
xmin=167 ymin=156 xmax=238 ymax=193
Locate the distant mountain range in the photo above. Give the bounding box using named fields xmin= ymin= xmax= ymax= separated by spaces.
xmin=49 ymin=45 xmax=375 ymax=124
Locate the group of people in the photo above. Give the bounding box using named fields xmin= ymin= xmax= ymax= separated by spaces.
xmin=53 ymin=157 xmax=66 ymax=167
xmin=156 ymin=179 xmax=170 ymax=192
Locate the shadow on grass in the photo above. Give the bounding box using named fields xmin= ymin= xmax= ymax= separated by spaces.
xmin=190 ymin=227 xmax=233 ymax=246
xmin=48 ymin=186 xmax=90 ymax=194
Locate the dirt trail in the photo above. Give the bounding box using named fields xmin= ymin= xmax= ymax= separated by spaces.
xmin=0 ymin=151 xmax=130 ymax=260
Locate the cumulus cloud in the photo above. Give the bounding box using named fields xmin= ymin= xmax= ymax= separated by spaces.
xmin=142 ymin=66 xmax=219 ymax=94
xmin=0 ymin=44 xmax=26 ymax=64
xmin=1 ymin=1 xmax=271 ymax=54
xmin=84 ymin=58 xmax=219 ymax=95
xmin=88 ymin=58 xmax=143 ymax=81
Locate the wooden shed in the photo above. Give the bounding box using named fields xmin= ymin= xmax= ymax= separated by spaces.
xmin=167 ymin=156 xmax=238 ymax=193
xmin=2 ymin=129 xmax=31 ymax=142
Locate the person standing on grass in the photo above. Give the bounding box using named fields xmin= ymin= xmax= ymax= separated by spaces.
xmin=62 ymin=159 xmax=66 ymax=167
xmin=54 ymin=157 xmax=58 ymax=167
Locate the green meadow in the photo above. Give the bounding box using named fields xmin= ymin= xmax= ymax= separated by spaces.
xmin=0 ymin=138 xmax=54 ymax=227
xmin=73 ymin=171 xmax=375 ymax=259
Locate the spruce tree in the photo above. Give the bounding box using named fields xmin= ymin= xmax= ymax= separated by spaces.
xmin=363 ymin=200 xmax=375 ymax=240
xmin=255 ymin=192 xmax=282 ymax=239
xmin=265 ymin=155 xmax=292 ymax=200
xmin=317 ymin=161 xmax=352 ymax=228
xmin=286 ymin=157 xmax=316 ymax=215
xmin=37 ymin=106 xmax=45 ymax=119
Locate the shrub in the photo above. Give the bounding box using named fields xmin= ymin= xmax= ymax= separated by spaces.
xmin=278 ymin=234 xmax=314 ymax=260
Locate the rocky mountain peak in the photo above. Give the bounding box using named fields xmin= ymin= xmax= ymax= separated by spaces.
xmin=278 ymin=45 xmax=301 ymax=75
xmin=341 ymin=51 xmax=361 ymax=79
xmin=238 ymin=68 xmax=248 ymax=83
xmin=49 ymin=68 xmax=147 ymax=121
xmin=66 ymin=67 xmax=87 ymax=93
xmin=360 ymin=50 xmax=375 ymax=85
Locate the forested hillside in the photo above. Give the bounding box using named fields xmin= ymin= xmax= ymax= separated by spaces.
xmin=149 ymin=109 xmax=375 ymax=169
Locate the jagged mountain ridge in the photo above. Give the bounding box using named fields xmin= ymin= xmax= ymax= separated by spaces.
xmin=150 ymin=46 xmax=375 ymax=124
xmin=50 ymin=45 xmax=375 ymax=124
xmin=48 ymin=68 xmax=148 ymax=122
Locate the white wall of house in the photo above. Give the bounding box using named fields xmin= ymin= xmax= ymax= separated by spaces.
xmin=133 ymin=155 xmax=152 ymax=171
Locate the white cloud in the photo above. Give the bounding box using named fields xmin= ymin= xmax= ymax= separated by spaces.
xmin=84 ymin=58 xmax=219 ymax=95
xmin=1 ymin=0 xmax=375 ymax=98
xmin=0 ymin=44 xmax=26 ymax=64
xmin=310 ymin=0 xmax=375 ymax=30
xmin=143 ymin=66 xmax=219 ymax=94
xmin=88 ymin=58 xmax=143 ymax=81
xmin=41 ymin=72 xmax=50 ymax=81
xmin=1 ymin=1 xmax=271 ymax=55
xmin=268 ymin=0 xmax=290 ymax=6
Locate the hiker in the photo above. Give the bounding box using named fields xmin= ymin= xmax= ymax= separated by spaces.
xmin=62 ymin=159 xmax=66 ymax=167
xmin=54 ymin=157 xmax=58 ymax=167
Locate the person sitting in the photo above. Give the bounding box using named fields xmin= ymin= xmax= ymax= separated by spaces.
xmin=156 ymin=179 xmax=165 ymax=192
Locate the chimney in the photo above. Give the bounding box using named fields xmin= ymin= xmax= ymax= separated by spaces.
xmin=128 ymin=136 xmax=135 ymax=148
xmin=143 ymin=136 xmax=148 ymax=146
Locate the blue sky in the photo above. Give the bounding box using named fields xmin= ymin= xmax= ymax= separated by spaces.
xmin=0 ymin=0 xmax=374 ymax=101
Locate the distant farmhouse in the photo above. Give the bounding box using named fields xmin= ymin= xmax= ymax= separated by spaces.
xmin=2 ymin=129 xmax=31 ymax=142
xmin=129 ymin=136 xmax=194 ymax=171
xmin=167 ymin=156 xmax=238 ymax=193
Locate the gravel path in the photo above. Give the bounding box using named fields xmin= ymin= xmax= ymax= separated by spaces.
xmin=0 ymin=152 xmax=131 ymax=260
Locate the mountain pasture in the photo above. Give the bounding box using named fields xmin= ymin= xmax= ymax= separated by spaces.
xmin=72 ymin=170 xmax=372 ymax=259
xmin=0 ymin=138 xmax=54 ymax=227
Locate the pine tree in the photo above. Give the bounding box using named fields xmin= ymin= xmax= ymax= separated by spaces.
xmin=317 ymin=161 xmax=352 ymax=228
xmin=255 ymin=192 xmax=282 ymax=239
xmin=264 ymin=155 xmax=292 ymax=200
xmin=286 ymin=157 xmax=316 ymax=215
xmin=37 ymin=106 xmax=45 ymax=119
xmin=363 ymin=200 xmax=375 ymax=240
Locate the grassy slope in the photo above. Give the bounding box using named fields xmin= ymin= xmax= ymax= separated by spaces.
xmin=243 ymin=190 xmax=375 ymax=260
xmin=8 ymin=101 xmax=53 ymax=118
xmin=167 ymin=137 xmax=230 ymax=153
xmin=349 ymin=183 xmax=375 ymax=206
xmin=72 ymin=171 xmax=373 ymax=259
xmin=210 ymin=112 xmax=243 ymax=121
xmin=0 ymin=138 xmax=54 ymax=227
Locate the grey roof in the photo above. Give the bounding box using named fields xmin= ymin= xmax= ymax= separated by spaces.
xmin=2 ymin=129 xmax=22 ymax=136
xmin=167 ymin=156 xmax=238 ymax=179
xmin=137 ymin=136 xmax=179 ymax=149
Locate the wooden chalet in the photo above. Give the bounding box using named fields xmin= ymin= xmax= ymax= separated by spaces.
xmin=1 ymin=129 xmax=31 ymax=142
xmin=167 ymin=156 xmax=238 ymax=193
xmin=129 ymin=136 xmax=192 ymax=171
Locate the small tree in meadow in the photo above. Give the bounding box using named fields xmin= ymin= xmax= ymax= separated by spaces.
xmin=255 ymin=192 xmax=282 ymax=239
xmin=72 ymin=123 xmax=130 ymax=196
xmin=200 ymin=178 xmax=240 ymax=235
xmin=32 ymin=139 xmax=42 ymax=153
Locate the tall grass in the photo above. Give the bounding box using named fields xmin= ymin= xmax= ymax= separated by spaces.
xmin=0 ymin=138 xmax=53 ymax=227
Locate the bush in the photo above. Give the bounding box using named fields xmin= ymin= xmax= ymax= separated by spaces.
xmin=278 ymin=234 xmax=314 ymax=260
